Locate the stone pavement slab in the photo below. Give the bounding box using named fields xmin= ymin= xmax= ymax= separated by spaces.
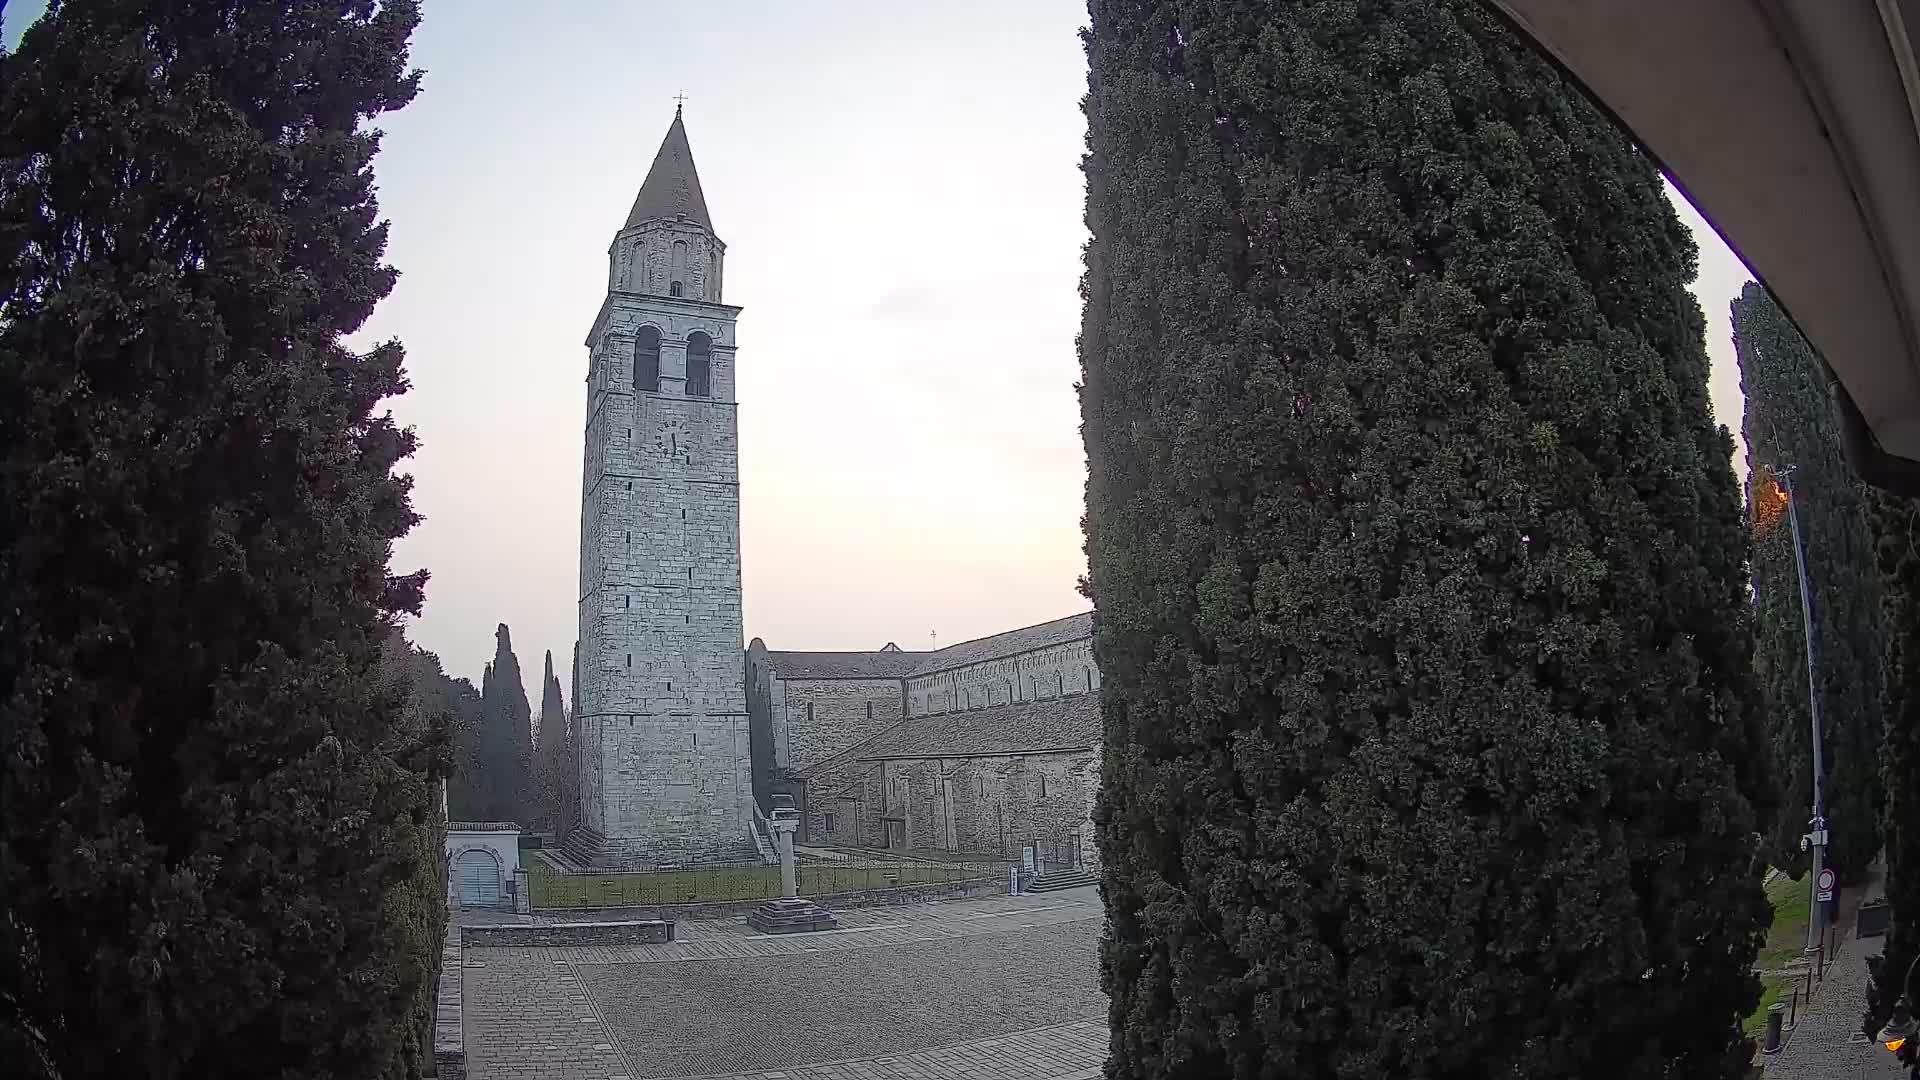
xmin=578 ymin=921 xmax=1101 ymax=1078
xmin=1763 ymin=925 xmax=1904 ymax=1080
xmin=462 ymin=888 xmax=1109 ymax=1080
xmin=464 ymin=888 xmax=1102 ymax=967
xmin=681 ymin=1018 xmax=1107 ymax=1080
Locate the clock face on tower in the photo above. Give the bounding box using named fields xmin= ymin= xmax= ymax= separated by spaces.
xmin=651 ymin=418 xmax=692 ymax=463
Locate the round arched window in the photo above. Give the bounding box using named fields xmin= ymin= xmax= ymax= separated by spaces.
xmin=686 ymin=331 xmax=712 ymax=398
xmin=633 ymin=326 xmax=661 ymax=393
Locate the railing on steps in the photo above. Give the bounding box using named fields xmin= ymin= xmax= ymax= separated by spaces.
xmin=749 ymin=803 xmax=779 ymax=865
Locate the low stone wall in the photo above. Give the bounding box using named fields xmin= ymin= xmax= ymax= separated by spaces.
xmin=534 ymin=873 xmax=1006 ymax=921
xmin=433 ymin=923 xmax=464 ymax=1080
xmin=461 ymin=919 xmax=677 ymax=948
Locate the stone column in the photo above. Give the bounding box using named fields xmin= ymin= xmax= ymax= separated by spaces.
xmin=746 ymin=798 xmax=838 ymax=934
xmin=773 ymin=817 xmax=798 ymax=898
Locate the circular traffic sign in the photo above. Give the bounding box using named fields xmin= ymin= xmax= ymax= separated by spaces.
xmin=1817 ymin=867 xmax=1837 ymax=892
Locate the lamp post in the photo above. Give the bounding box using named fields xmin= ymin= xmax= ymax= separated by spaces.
xmin=1779 ymin=466 xmax=1831 ymax=952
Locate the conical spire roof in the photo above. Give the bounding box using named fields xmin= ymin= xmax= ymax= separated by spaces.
xmin=624 ymin=107 xmax=712 ymax=231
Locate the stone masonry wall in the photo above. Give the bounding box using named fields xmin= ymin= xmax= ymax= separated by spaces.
xmin=574 ymin=223 xmax=750 ymax=864
xmin=775 ymin=677 xmax=907 ymax=773
xmin=807 ymin=750 xmax=1099 ymax=868
xmin=611 ymin=219 xmax=724 ymax=304
xmin=904 ymin=639 xmax=1100 ymax=717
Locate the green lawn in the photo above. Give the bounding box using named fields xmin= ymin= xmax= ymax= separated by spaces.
xmin=1744 ymin=973 xmax=1793 ymax=1035
xmin=526 ymin=857 xmax=996 ymax=909
xmin=1756 ymin=871 xmax=1814 ymax=972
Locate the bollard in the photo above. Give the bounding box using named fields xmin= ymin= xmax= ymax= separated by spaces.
xmin=1764 ymin=1002 xmax=1788 ymax=1054
xmin=1789 ymin=985 xmax=1799 ymax=1029
xmin=1816 ymin=941 xmax=1826 ymax=982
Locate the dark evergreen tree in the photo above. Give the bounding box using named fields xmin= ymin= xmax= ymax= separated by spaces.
xmin=0 ymin=2 xmax=438 ymax=1077
xmin=1734 ymin=282 xmax=1885 ymax=883
xmin=569 ymin=642 xmax=582 ymax=834
xmin=1078 ymin=2 xmax=1770 ymax=1076
xmin=1866 ymin=491 xmax=1920 ymax=1035
xmin=413 ymin=638 xmax=483 ymax=822
xmin=477 ymin=623 xmax=532 ymax=824
xmin=534 ymin=649 xmax=570 ymax=831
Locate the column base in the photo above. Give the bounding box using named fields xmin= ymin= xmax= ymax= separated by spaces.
xmin=746 ymin=896 xmax=840 ymax=934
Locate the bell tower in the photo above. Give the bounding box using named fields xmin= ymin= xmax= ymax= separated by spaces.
xmin=570 ymin=108 xmax=752 ymax=866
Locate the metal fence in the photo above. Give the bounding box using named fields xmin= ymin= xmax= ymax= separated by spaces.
xmin=525 ymin=848 xmax=1009 ymax=910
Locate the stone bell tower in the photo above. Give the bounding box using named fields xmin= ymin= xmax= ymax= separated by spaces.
xmin=569 ymin=107 xmax=752 ymax=867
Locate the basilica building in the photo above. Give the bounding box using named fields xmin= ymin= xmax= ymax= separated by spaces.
xmin=568 ymin=111 xmax=1099 ymax=870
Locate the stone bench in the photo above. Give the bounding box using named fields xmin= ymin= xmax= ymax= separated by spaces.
xmin=460 ymin=919 xmax=676 ymax=948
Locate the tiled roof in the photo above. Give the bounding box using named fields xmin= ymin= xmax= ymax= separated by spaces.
xmin=908 ymin=612 xmax=1092 ymax=676
xmin=763 ymin=650 xmax=924 ymax=680
xmin=625 ymin=109 xmax=712 ymax=231
xmin=851 ymin=693 xmax=1100 ymax=761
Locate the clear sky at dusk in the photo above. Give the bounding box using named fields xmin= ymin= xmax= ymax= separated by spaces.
xmin=4 ymin=1 xmax=1754 ymax=701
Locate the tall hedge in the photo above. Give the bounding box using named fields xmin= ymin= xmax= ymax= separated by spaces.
xmin=0 ymin=2 xmax=439 ymax=1076
xmin=1867 ymin=490 xmax=1920 ymax=1034
xmin=1734 ymin=282 xmax=1884 ymax=882
xmin=1078 ymin=2 xmax=1771 ymax=1076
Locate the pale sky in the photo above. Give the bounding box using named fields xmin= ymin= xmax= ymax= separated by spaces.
xmin=7 ymin=2 xmax=1754 ymax=702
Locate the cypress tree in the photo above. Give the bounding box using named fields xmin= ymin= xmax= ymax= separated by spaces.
xmin=1734 ymin=282 xmax=1884 ymax=883
xmin=481 ymin=623 xmax=533 ymax=824
xmin=0 ymin=2 xmax=437 ymax=1077
xmin=1079 ymin=2 xmax=1769 ymax=1076
xmin=1866 ymin=491 xmax=1920 ymax=1034
xmin=535 ymin=649 xmax=569 ymax=831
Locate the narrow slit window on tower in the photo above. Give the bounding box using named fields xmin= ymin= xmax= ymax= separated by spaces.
xmin=866 ymin=701 xmax=874 ymax=721
xmin=686 ymin=331 xmax=712 ymax=398
xmin=634 ymin=325 xmax=661 ymax=393
xmin=626 ymin=654 xmax=632 ymax=669
xmin=806 ymin=702 xmax=814 ymax=724
xmin=623 ymin=595 xmax=629 ymax=608
xmin=1041 ymin=775 xmax=1049 ymax=798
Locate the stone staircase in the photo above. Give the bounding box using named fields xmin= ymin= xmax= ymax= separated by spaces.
xmin=748 ymin=806 xmax=779 ymax=866
xmin=1026 ymin=867 xmax=1099 ymax=893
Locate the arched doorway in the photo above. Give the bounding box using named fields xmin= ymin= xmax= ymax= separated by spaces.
xmin=454 ymin=848 xmax=503 ymax=908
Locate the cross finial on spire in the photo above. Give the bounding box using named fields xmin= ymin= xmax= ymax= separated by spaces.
xmin=673 ymin=90 xmax=688 ymax=117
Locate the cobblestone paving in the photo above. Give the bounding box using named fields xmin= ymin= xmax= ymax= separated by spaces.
xmin=462 ymin=889 xmax=1108 ymax=1080
xmin=579 ymin=920 xmax=1102 ymax=1078
xmin=684 ymin=1018 xmax=1107 ymax=1080
xmin=462 ymin=953 xmax=629 ymax=1080
xmin=1763 ymin=927 xmax=1904 ymax=1080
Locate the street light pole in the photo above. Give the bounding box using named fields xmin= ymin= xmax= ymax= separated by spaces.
xmin=1780 ymin=466 xmax=1830 ymax=952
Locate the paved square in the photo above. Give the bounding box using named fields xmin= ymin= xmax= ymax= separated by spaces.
xmin=581 ymin=921 xmax=1100 ymax=1078
xmin=462 ymin=888 xmax=1109 ymax=1080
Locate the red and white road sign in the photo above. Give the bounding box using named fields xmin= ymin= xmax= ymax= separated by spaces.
xmin=1816 ymin=866 xmax=1837 ymax=902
